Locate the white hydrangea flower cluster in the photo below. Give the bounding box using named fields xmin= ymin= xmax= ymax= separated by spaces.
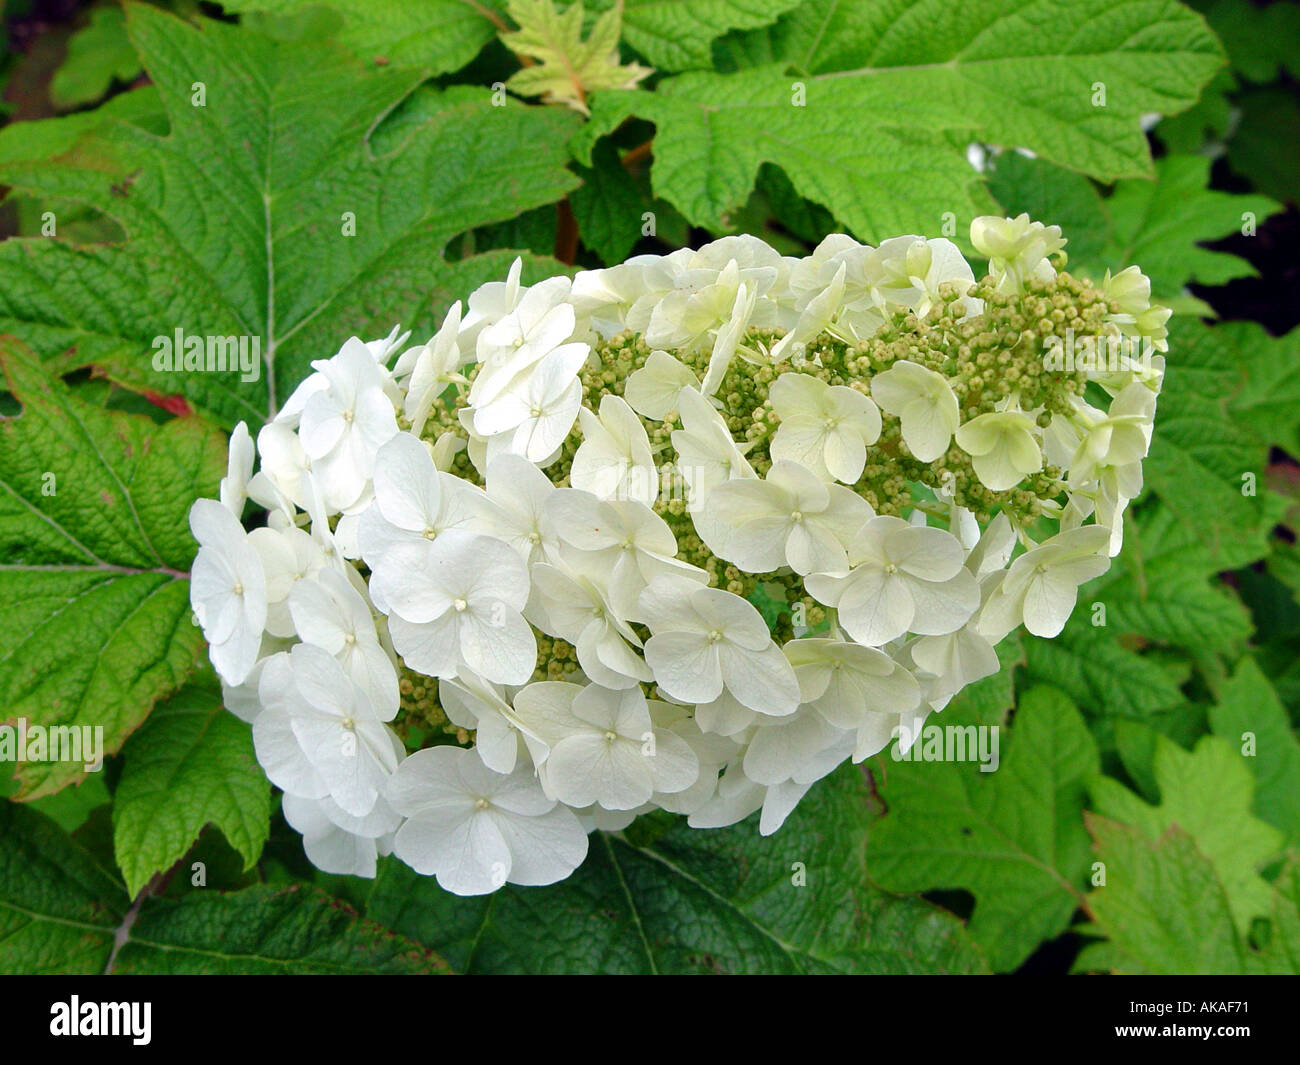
xmin=191 ymin=215 xmax=1168 ymax=895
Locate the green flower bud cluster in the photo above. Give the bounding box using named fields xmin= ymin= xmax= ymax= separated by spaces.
xmin=581 ymin=329 xmax=649 ymax=402
xmin=765 ymin=588 xmax=827 ymax=643
xmin=396 ymin=666 xmax=456 ymax=741
xmin=844 ymin=272 xmax=1108 ymax=521
xmin=533 ymin=634 xmax=584 ymax=683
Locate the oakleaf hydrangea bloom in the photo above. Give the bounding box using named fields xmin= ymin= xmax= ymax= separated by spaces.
xmin=386 ymin=746 xmax=588 ymax=895
xmin=190 ymin=215 xmax=1168 ymax=894
xmin=768 ymin=373 xmax=882 ymax=483
xmin=805 ymin=515 xmax=980 ymax=646
xmin=702 ymin=459 xmax=872 ymax=576
xmin=190 ymin=499 xmax=267 ymax=685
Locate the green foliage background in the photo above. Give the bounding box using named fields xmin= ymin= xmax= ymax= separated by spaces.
xmin=0 ymin=0 xmax=1297 ymax=975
